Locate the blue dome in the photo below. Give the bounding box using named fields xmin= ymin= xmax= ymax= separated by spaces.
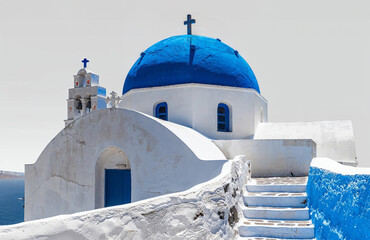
xmin=123 ymin=35 xmax=260 ymax=95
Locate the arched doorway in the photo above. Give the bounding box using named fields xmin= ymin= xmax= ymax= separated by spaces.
xmin=95 ymin=146 xmax=131 ymax=208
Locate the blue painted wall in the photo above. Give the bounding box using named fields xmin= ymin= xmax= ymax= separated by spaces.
xmin=97 ymin=86 xmax=106 ymax=97
xmin=123 ymin=35 xmax=260 ymax=95
xmin=307 ymin=167 xmax=370 ymax=240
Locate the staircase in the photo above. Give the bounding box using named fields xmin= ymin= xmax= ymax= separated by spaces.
xmin=238 ymin=176 xmax=315 ymax=239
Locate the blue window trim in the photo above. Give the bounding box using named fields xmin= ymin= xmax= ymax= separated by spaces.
xmin=217 ymin=103 xmax=230 ymax=132
xmin=155 ymin=102 xmax=168 ymax=121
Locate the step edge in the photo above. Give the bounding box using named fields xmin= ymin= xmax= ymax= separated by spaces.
xmin=243 ymin=195 xmax=307 ymax=198
xmin=242 ymin=206 xmax=309 ymax=210
xmin=244 ymin=191 xmax=307 ymax=194
xmin=239 ymin=224 xmax=315 ymax=229
xmin=238 ymin=238 xmax=316 ymax=240
xmin=245 ymin=183 xmax=307 ymax=187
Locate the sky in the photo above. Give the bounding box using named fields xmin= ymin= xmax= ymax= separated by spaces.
xmin=1 ymin=0 xmax=370 ymax=172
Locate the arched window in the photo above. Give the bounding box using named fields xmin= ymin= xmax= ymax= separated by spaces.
xmin=155 ymin=102 xmax=168 ymax=121
xmin=217 ymin=103 xmax=230 ymax=132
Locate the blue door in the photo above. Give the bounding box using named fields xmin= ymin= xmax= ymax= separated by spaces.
xmin=105 ymin=169 xmax=131 ymax=207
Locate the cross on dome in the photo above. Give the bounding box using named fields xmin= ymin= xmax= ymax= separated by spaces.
xmin=82 ymin=58 xmax=89 ymax=68
xmin=184 ymin=14 xmax=196 ymax=35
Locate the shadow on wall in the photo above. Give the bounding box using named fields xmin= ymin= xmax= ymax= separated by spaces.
xmin=213 ymin=139 xmax=316 ymax=177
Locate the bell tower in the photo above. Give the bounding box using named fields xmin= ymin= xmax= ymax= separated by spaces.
xmin=64 ymin=58 xmax=107 ymax=126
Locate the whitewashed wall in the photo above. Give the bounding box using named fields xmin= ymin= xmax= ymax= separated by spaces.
xmin=3 ymin=156 xmax=248 ymax=240
xmin=254 ymin=121 xmax=357 ymax=166
xmin=120 ymin=84 xmax=268 ymax=139
xmin=213 ymin=139 xmax=316 ymax=177
xmin=25 ymin=108 xmax=226 ymax=221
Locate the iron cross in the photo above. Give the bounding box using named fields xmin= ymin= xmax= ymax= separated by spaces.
xmin=82 ymin=58 xmax=89 ymax=68
xmin=184 ymin=14 xmax=196 ymax=35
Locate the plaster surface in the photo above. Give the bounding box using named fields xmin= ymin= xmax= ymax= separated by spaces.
xmin=25 ymin=108 xmax=226 ymax=221
xmin=213 ymin=139 xmax=316 ymax=177
xmin=2 ymin=156 xmax=247 ymax=240
xmin=254 ymin=121 xmax=356 ymax=165
xmin=120 ymin=84 xmax=267 ymax=140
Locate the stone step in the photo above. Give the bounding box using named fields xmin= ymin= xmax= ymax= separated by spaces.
xmin=247 ymin=177 xmax=307 ymax=193
xmin=247 ymin=184 xmax=306 ymax=193
xmin=243 ymin=192 xmax=307 ymax=208
xmin=242 ymin=206 xmax=309 ymax=220
xmin=238 ymin=237 xmax=316 ymax=240
xmin=238 ymin=219 xmax=315 ymax=239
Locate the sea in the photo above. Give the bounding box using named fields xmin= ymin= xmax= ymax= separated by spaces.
xmin=0 ymin=179 xmax=24 ymax=225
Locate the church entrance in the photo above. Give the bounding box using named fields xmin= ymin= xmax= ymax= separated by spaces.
xmin=95 ymin=146 xmax=131 ymax=209
xmin=104 ymin=169 xmax=131 ymax=207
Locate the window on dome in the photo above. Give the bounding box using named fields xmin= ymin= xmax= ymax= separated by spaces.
xmin=155 ymin=102 xmax=168 ymax=121
xmin=217 ymin=103 xmax=230 ymax=132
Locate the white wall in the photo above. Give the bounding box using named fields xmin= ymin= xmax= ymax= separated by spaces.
xmin=254 ymin=121 xmax=357 ymax=166
xmin=3 ymin=157 xmax=247 ymax=240
xmin=25 ymin=108 xmax=226 ymax=221
xmin=310 ymin=158 xmax=370 ymax=175
xmin=120 ymin=84 xmax=268 ymax=139
xmin=213 ymin=139 xmax=316 ymax=177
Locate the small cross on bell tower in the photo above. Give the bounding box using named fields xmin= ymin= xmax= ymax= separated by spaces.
xmin=184 ymin=14 xmax=196 ymax=35
xmin=82 ymin=58 xmax=89 ymax=68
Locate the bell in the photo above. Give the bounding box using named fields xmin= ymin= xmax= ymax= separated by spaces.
xmin=76 ymin=101 xmax=82 ymax=110
xmin=86 ymin=100 xmax=91 ymax=109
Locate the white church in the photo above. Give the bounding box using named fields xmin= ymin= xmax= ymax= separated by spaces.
xmin=21 ymin=15 xmax=359 ymax=239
